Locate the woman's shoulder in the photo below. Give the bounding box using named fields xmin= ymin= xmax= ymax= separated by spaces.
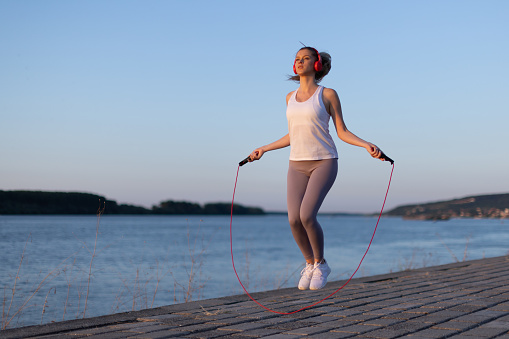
xmin=322 ymin=87 xmax=340 ymax=103
xmin=286 ymin=90 xmax=296 ymax=98
xmin=322 ymin=87 xmax=338 ymax=98
xmin=286 ymin=90 xmax=296 ymax=104
xmin=320 ymin=87 xmax=342 ymax=116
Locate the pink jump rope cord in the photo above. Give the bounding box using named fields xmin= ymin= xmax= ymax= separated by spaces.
xmin=230 ymin=162 xmax=394 ymax=315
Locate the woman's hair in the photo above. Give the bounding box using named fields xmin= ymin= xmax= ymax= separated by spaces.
xmin=288 ymin=47 xmax=332 ymax=83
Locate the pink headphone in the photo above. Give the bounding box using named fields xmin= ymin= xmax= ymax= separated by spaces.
xmin=293 ymin=47 xmax=323 ymax=74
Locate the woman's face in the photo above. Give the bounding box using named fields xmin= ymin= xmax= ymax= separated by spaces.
xmin=294 ymin=49 xmax=316 ymax=74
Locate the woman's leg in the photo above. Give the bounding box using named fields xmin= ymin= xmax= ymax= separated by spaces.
xmin=297 ymin=159 xmax=337 ymax=261
xmin=287 ymin=162 xmax=314 ymax=261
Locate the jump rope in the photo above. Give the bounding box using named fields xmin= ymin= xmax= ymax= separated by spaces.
xmin=230 ymin=152 xmax=394 ymax=315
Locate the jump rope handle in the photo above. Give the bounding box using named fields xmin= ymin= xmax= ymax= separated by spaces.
xmin=380 ymin=151 xmax=394 ymax=165
xmin=239 ymin=156 xmax=251 ymax=166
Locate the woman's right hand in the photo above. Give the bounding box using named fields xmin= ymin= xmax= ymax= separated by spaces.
xmin=249 ymin=148 xmax=264 ymax=162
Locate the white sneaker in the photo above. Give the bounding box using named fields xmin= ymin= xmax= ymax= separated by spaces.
xmin=298 ymin=263 xmax=315 ymax=290
xmin=309 ymin=260 xmax=331 ymax=290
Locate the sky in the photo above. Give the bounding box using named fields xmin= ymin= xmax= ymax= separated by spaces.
xmin=1 ymin=0 xmax=508 ymax=213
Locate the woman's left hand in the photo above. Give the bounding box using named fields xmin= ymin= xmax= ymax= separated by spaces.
xmin=366 ymin=143 xmax=383 ymax=160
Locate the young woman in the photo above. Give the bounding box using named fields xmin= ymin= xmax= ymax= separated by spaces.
xmin=248 ymin=46 xmax=385 ymax=290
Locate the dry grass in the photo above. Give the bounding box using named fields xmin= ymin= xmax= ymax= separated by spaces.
xmin=1 ymin=234 xmax=78 ymax=329
xmin=171 ymin=220 xmax=212 ymax=303
xmin=1 ymin=210 xmax=216 ymax=329
xmin=436 ymin=233 xmax=471 ymax=263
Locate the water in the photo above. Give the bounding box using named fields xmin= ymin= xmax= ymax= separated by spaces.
xmin=1 ymin=214 xmax=507 ymax=329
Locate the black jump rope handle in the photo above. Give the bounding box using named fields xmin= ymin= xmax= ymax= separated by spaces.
xmin=240 ymin=152 xmax=394 ymax=166
xmin=380 ymin=151 xmax=394 ymax=165
xmin=239 ymin=156 xmax=251 ymax=166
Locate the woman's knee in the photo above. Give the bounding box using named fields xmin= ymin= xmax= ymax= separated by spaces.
xmin=299 ymin=211 xmax=317 ymax=229
xmin=288 ymin=213 xmax=301 ymax=229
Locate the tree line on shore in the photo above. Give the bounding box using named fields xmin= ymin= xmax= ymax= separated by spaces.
xmin=385 ymin=193 xmax=509 ymax=220
xmin=0 ymin=190 xmax=264 ymax=215
xmin=3 ymin=190 xmax=508 ymax=219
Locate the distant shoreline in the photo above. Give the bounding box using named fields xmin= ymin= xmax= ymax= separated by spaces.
xmin=0 ymin=190 xmax=264 ymax=215
xmin=2 ymin=190 xmax=508 ymax=219
xmin=384 ymin=193 xmax=509 ymax=220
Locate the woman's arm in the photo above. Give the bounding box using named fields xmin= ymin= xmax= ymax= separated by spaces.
xmin=323 ymin=88 xmax=382 ymax=159
xmin=249 ymin=134 xmax=290 ymax=162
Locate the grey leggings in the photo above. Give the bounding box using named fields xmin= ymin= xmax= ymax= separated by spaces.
xmin=287 ymin=159 xmax=338 ymax=261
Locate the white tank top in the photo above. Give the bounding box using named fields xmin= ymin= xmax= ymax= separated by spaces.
xmin=286 ymin=86 xmax=338 ymax=161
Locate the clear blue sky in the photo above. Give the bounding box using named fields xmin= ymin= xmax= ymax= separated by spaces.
xmin=1 ymin=1 xmax=508 ymax=213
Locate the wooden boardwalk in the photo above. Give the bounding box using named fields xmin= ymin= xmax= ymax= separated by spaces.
xmin=3 ymin=256 xmax=509 ymax=338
